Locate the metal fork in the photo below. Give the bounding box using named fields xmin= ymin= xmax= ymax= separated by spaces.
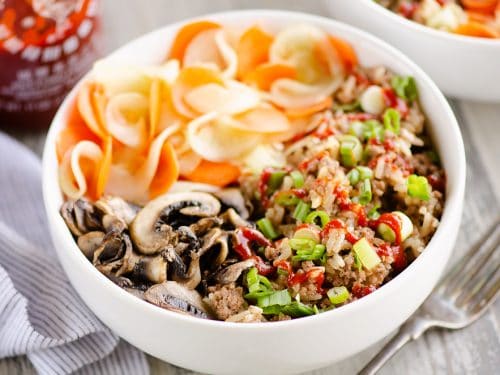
xmin=359 ymin=218 xmax=500 ymax=375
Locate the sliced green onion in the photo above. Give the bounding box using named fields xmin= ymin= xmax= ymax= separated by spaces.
xmin=261 ymin=305 xmax=283 ymax=315
xmin=292 ymin=244 xmax=326 ymax=262
xmin=245 ymin=290 xmax=274 ymax=299
xmin=407 ymin=174 xmax=431 ymax=201
xmin=293 ymin=200 xmax=311 ymax=221
xmin=305 ymin=210 xmax=330 ymax=228
xmin=327 ymin=286 xmax=350 ymax=305
xmin=353 ymin=238 xmax=381 ymax=270
xmin=281 ymin=301 xmax=316 ymax=318
xmin=290 ymin=170 xmax=304 ymax=188
xmin=275 ymin=191 xmax=301 ymax=206
xmin=340 ymin=135 xmax=363 ymax=167
xmin=377 ymin=222 xmax=396 ymax=243
xmin=367 ymin=204 xmax=381 ymax=220
xmin=349 ymin=121 xmax=365 ymax=139
xmin=313 ymin=305 xmax=320 ymax=314
xmin=363 ymin=120 xmax=384 ymax=142
xmin=338 ymin=100 xmax=361 ymax=113
xmin=246 ymin=267 xmax=259 ymax=290
xmin=383 ymin=108 xmax=401 ymax=135
xmin=358 ymin=179 xmax=372 ymax=205
xmin=393 ymin=211 xmax=414 ymax=241
xmin=293 ymin=226 xmax=321 ymax=242
xmin=289 ymin=238 xmax=317 ymax=252
xmin=256 ymin=218 xmax=279 ymax=240
xmin=391 ymin=75 xmax=418 ymax=102
xmin=268 ymin=171 xmax=287 ymax=192
xmin=357 ymin=166 xmax=373 ymax=180
xmin=257 ymin=289 xmax=292 ymax=308
xmin=347 ymin=168 xmax=360 ymax=185
xmin=353 ymin=252 xmax=362 ymax=271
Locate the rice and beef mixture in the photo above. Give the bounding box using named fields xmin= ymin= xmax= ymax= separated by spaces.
xmin=60 ymin=64 xmax=444 ymax=322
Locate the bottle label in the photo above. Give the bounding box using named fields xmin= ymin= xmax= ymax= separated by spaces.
xmin=0 ymin=0 xmax=100 ymax=114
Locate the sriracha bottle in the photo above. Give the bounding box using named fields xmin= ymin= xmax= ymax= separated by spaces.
xmin=0 ymin=0 xmax=102 ymax=130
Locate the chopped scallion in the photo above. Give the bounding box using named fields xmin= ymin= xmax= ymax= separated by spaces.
xmin=367 ymin=204 xmax=381 ymax=220
xmin=383 ymin=108 xmax=401 ymax=135
xmin=257 ymin=289 xmax=292 ymax=308
xmin=357 ymin=166 xmax=373 ymax=180
xmin=327 ymin=286 xmax=350 ymax=305
xmin=292 ymin=244 xmax=326 ymax=262
xmin=275 ymin=191 xmax=301 ymax=206
xmin=305 ymin=210 xmax=330 ymax=228
xmin=407 ymin=174 xmax=431 ymax=201
xmin=358 ymin=179 xmax=372 ymax=205
xmin=347 ymin=168 xmax=360 ymax=185
xmin=268 ymin=171 xmax=287 ymax=192
xmin=281 ymin=301 xmax=316 ymax=318
xmin=353 ymin=238 xmax=381 ymax=270
xmin=290 ymin=170 xmax=304 ymax=188
xmin=289 ymin=238 xmax=317 ymax=252
xmin=391 ymin=75 xmax=418 ymax=102
xmin=340 ymin=135 xmax=363 ymax=167
xmin=293 ymin=200 xmax=311 ymax=221
xmin=256 ymin=218 xmax=279 ymax=240
xmin=363 ymin=120 xmax=384 ymax=142
xmin=349 ymin=121 xmax=365 ymax=139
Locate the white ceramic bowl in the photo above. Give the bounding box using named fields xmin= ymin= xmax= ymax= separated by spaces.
xmin=42 ymin=10 xmax=466 ymax=375
xmin=326 ymin=0 xmax=500 ymax=102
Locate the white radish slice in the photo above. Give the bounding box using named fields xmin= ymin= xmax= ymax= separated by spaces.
xmin=183 ymin=29 xmax=225 ymax=69
xmin=184 ymin=80 xmax=260 ymax=115
xmin=91 ymin=61 xmax=152 ymax=97
xmin=106 ymin=124 xmax=180 ymax=204
xmin=269 ymin=24 xmax=329 ymax=84
xmin=231 ymin=105 xmax=291 ymax=133
xmin=214 ymin=29 xmax=238 ymax=79
xmin=59 ymin=141 xmax=103 ymax=199
xmin=177 ymin=149 xmax=203 ymax=175
xmin=171 ymin=66 xmax=224 ymax=118
xmin=145 ymin=59 xmax=181 ymax=85
xmin=187 ymin=112 xmax=262 ymax=162
xmin=241 ymin=144 xmax=286 ymax=173
xmin=168 ymin=181 xmax=221 ymax=194
xmin=268 ymin=77 xmax=341 ymax=109
xmin=105 ymin=92 xmax=149 ymax=148
xmin=182 ymin=28 xmax=237 ymax=79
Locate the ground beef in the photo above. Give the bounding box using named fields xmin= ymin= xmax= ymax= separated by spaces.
xmin=206 ymin=283 xmax=246 ymax=320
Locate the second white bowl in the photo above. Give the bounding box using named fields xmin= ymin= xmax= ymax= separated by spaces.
xmin=326 ymin=0 xmax=500 ymax=102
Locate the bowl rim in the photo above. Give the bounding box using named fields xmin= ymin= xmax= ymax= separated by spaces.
xmin=359 ymin=0 xmax=500 ymax=46
xmin=42 ymin=9 xmax=466 ymax=331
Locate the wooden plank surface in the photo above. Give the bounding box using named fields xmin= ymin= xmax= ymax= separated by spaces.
xmin=2 ymin=1 xmax=499 ymax=374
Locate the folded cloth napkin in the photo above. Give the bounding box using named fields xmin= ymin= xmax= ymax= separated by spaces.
xmin=0 ymin=132 xmax=149 ymax=375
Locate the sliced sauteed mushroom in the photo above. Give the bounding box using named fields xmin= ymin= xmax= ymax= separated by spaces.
xmin=116 ymin=244 xmax=168 ymax=284
xmin=130 ymin=192 xmax=221 ymax=255
xmin=61 ymin=198 xmax=102 ymax=236
xmin=144 ymin=281 xmax=212 ymax=319
xmin=93 ymin=231 xmax=132 ymax=274
xmin=220 ymin=208 xmax=253 ymax=229
xmin=214 ymin=188 xmax=250 ymax=219
xmin=95 ymin=196 xmax=139 ymax=227
xmin=77 ymin=231 xmax=105 ymax=259
xmin=212 ymin=258 xmax=256 ymax=285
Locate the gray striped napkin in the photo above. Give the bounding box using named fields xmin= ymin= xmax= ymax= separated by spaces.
xmin=0 ymin=132 xmax=149 ymax=375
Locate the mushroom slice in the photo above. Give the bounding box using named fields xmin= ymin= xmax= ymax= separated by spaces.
xmin=130 ymin=192 xmax=221 ymax=254
xmin=144 ymin=281 xmax=211 ymax=319
xmin=212 ymin=258 xmax=256 ymax=285
xmin=93 ymin=231 xmax=131 ymax=273
xmin=213 ymin=188 xmax=249 ymax=219
xmin=220 ymin=208 xmax=253 ymax=229
xmin=61 ymin=199 xmax=102 ymax=236
xmin=116 ymin=243 xmax=167 ymax=284
xmin=101 ymin=214 xmax=127 ymax=233
xmin=77 ymin=231 xmax=105 ymax=259
xmin=95 ymin=196 xmax=139 ymax=226
xmin=189 ymin=216 xmax=223 ymax=236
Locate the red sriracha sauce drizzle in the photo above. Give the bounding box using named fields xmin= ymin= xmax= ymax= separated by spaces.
xmin=383 ymin=88 xmax=409 ymax=118
xmin=320 ymin=218 xmax=358 ymax=244
xmin=369 ymin=213 xmax=402 ymax=245
xmin=274 ymin=260 xmax=325 ymax=293
xmin=352 ymin=283 xmax=377 ymax=298
xmin=258 ymin=168 xmax=273 ymax=208
xmin=334 ymin=186 xmax=368 ymax=227
xmin=233 ymin=227 xmax=274 ymax=275
xmin=398 ymin=1 xmax=418 ymax=18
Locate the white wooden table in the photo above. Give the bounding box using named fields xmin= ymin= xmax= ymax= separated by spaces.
xmin=3 ymin=1 xmax=499 ymax=374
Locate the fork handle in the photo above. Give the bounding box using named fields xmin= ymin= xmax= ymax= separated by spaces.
xmin=358 ymin=317 xmax=434 ymax=375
